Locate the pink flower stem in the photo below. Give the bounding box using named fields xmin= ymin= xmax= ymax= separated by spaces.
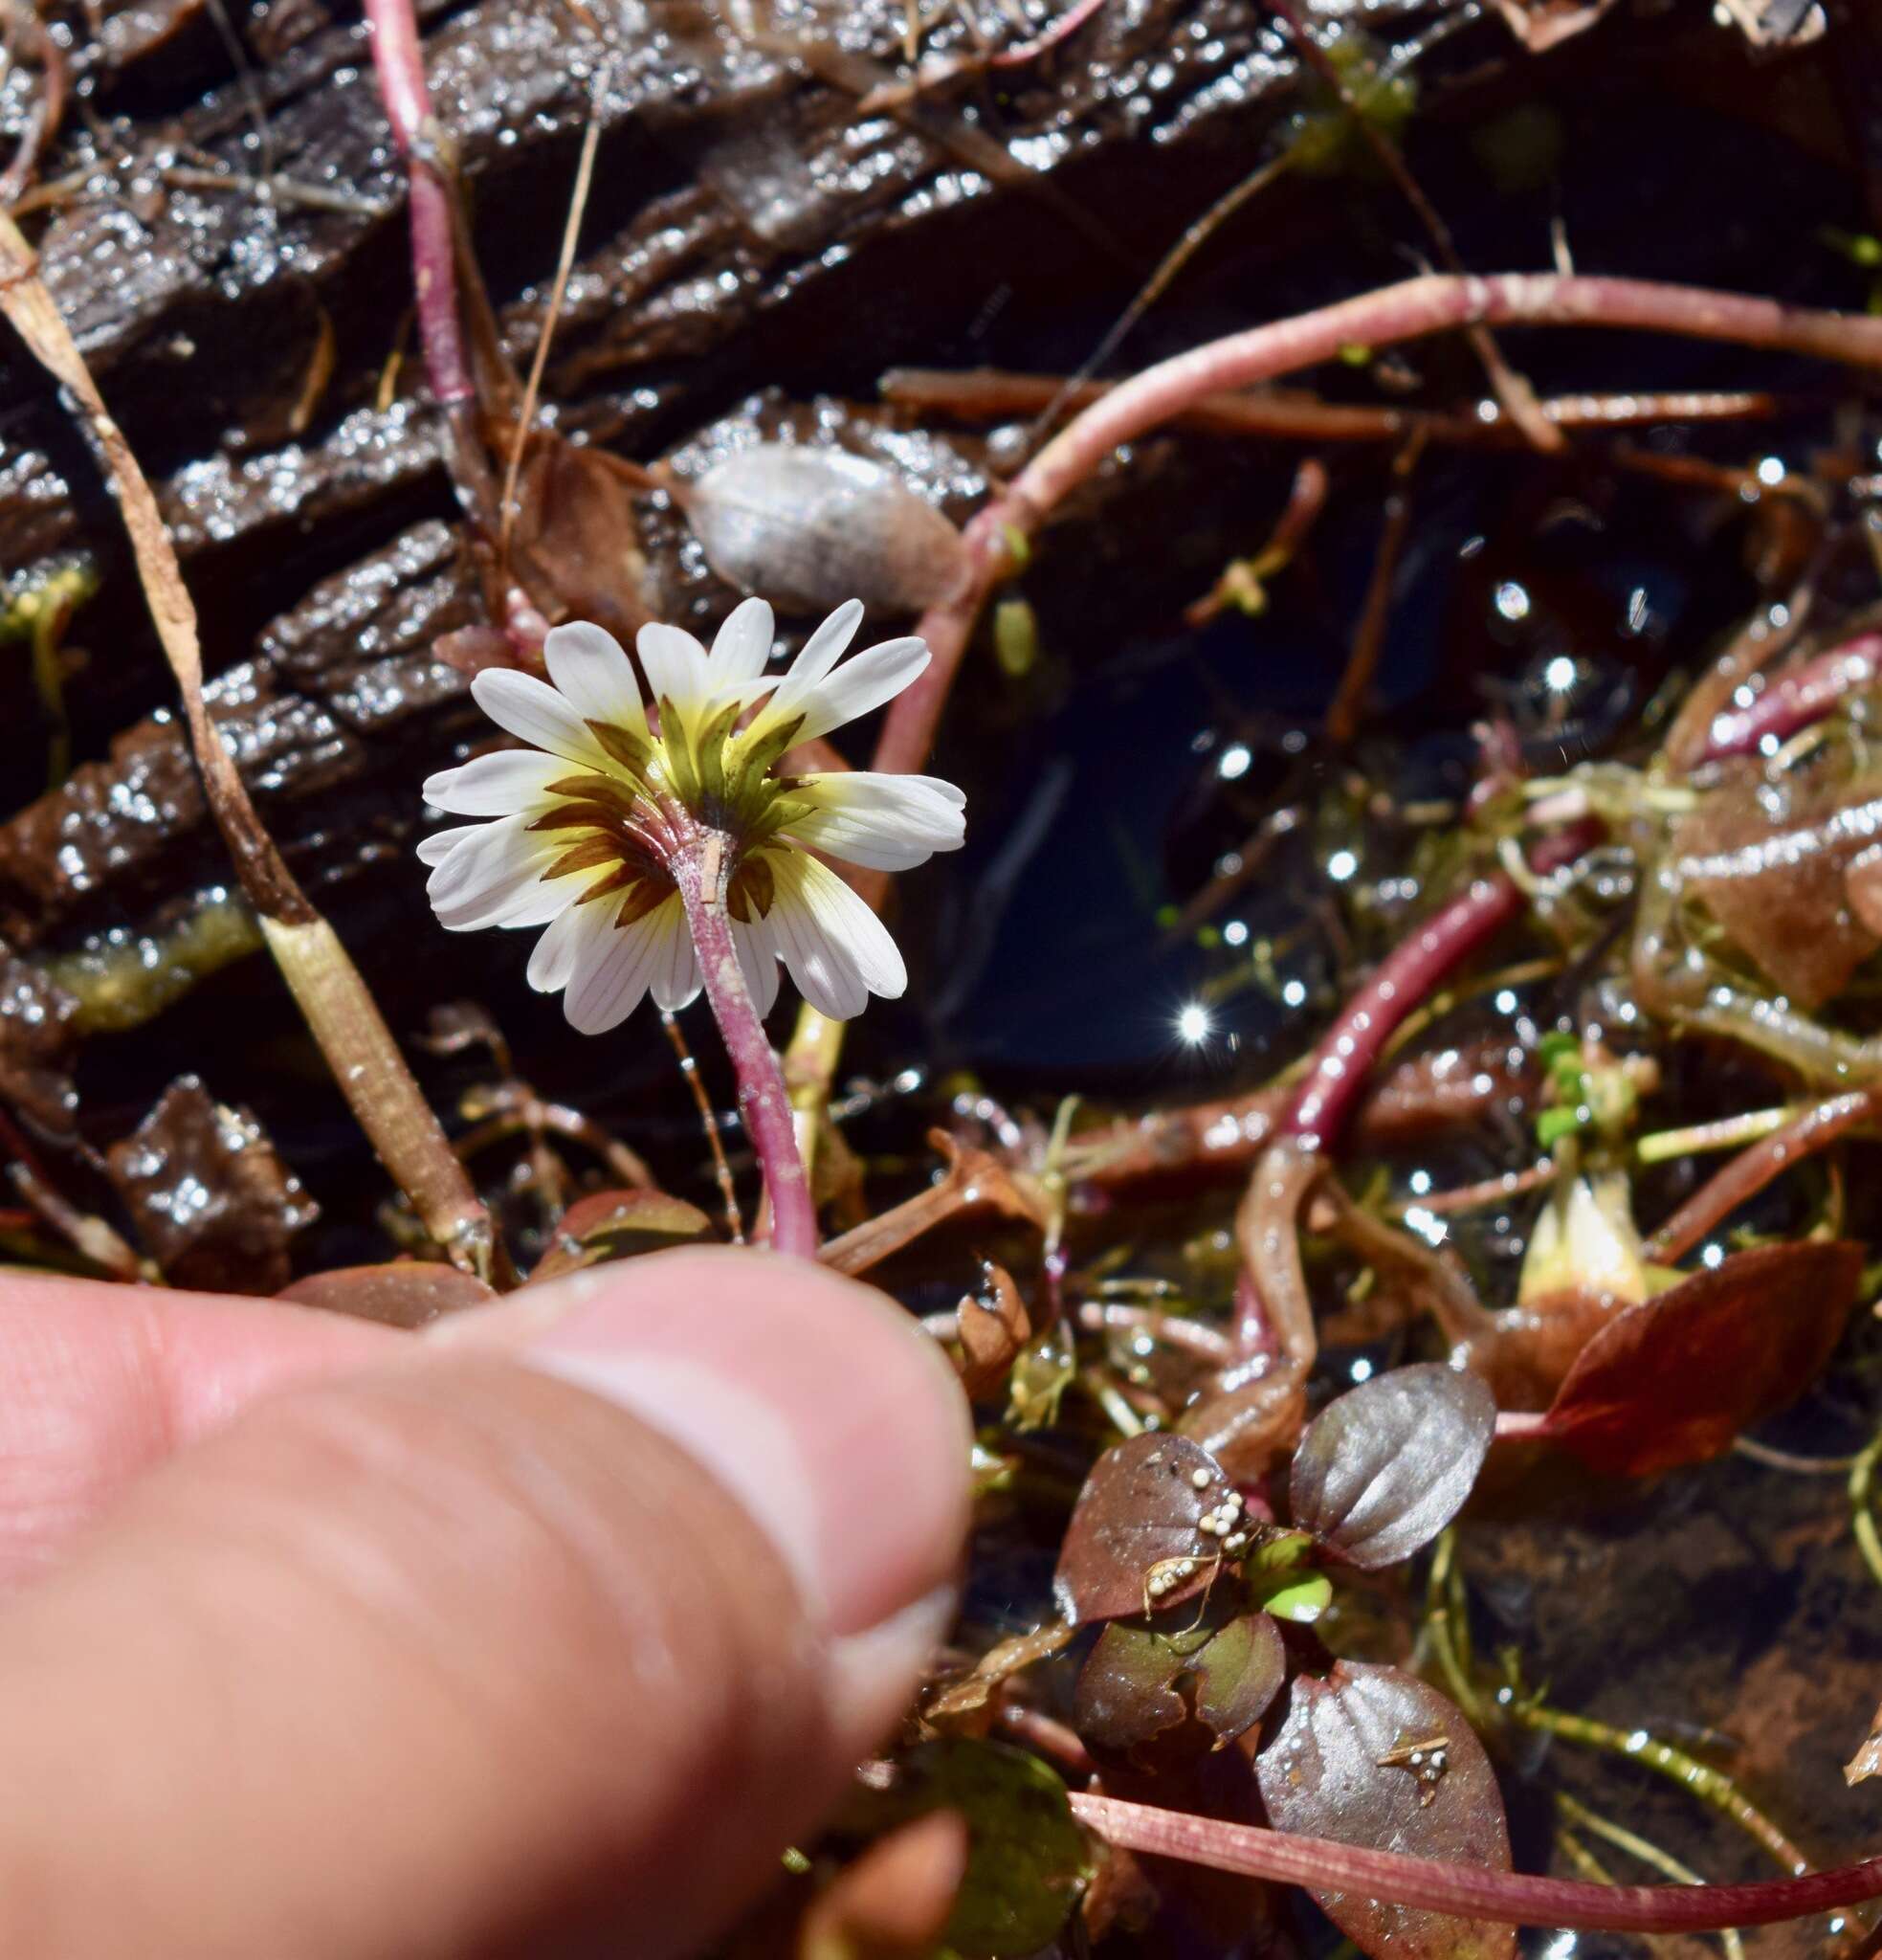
xmin=673 ymin=838 xmax=819 ymax=1258
xmin=363 ymin=0 xmax=471 ymax=409
xmin=1069 ymin=1792 xmax=1882 ymax=1931
xmin=362 ymin=0 xmax=502 ymax=538
xmin=1695 ymin=631 xmax=1882 ymax=764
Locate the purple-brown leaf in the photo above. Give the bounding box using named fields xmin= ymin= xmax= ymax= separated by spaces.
xmin=1288 ymin=1363 xmax=1495 ymax=1570
xmin=1074 ymin=1608 xmax=1285 ymax=1766
xmin=1539 ymin=1240 xmax=1862 ymax=1479
xmin=1253 ymin=1660 xmax=1514 ymax=1960
xmin=1053 ymin=1433 xmax=1234 ymax=1625
xmin=278 ymin=1261 xmax=497 ymax=1327
xmin=526 ymin=1189 xmax=716 ymax=1284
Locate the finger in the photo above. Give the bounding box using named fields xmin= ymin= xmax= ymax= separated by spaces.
xmin=0 ymin=1275 xmax=400 ymax=1587
xmin=0 ymin=1248 xmax=970 ymax=1960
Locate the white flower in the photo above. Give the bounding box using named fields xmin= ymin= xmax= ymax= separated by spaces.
xmin=418 ymin=598 xmax=965 ymax=1035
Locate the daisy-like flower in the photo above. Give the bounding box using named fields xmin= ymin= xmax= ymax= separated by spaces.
xmin=417 ymin=597 xmax=965 ymax=1036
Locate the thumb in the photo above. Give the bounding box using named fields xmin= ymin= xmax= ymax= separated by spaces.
xmin=0 ymin=1248 xmax=970 ymax=1960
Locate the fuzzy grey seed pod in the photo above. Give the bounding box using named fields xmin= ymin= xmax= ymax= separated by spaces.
xmin=680 ymin=445 xmax=968 ymax=614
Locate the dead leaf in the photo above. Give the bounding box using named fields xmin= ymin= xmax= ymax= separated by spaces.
xmin=956 ymin=1261 xmax=1030 ymax=1399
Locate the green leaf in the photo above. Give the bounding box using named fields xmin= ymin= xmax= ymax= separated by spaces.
xmin=877 ymin=1741 xmax=1090 ymax=1959
xmin=1257 ymin=1572 xmax=1333 ymax=1623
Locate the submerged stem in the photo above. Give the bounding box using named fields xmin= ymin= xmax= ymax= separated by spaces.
xmin=1509 ymin=1698 xmax=1808 ymax=1876
xmin=1848 ymin=1430 xmax=1882 ymax=1592
xmin=675 ymin=838 xmax=819 ymax=1259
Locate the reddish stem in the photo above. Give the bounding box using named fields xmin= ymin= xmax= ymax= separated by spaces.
xmin=1646 ymin=1087 xmax=1882 ymax=1263
xmin=1284 ymin=877 xmax=1520 ymax=1150
xmin=1695 ymin=632 xmax=1882 ymax=764
xmin=878 ymin=272 xmax=1882 ymax=823
xmin=363 ymin=0 xmax=474 ymax=411
xmin=673 ymin=842 xmax=819 ymax=1259
xmin=1283 ymin=824 xmax=1596 ymax=1151
xmin=986 ymin=0 xmax=1107 ymax=66
xmin=1069 ymin=1793 xmax=1882 ymax=1931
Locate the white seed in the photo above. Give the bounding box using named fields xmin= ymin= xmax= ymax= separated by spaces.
xmin=1177 ymin=1559 xmax=1197 ymax=1578
xmin=1224 ymin=1533 xmax=1249 ymax=1555
xmin=1190 ymin=1467 xmax=1213 ymax=1490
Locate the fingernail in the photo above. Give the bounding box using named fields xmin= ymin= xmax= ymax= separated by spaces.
xmin=487 ymin=1248 xmax=971 ymax=1637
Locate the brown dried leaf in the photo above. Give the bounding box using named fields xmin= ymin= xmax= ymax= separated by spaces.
xmin=1254 ymin=1661 xmax=1514 ymax=1960
xmin=1540 ymin=1240 xmax=1862 ymax=1478
xmin=956 ymin=1261 xmax=1030 ymax=1399
xmin=106 ymin=1078 xmax=316 ymax=1293
xmin=799 ymin=1812 xmax=970 ymax=1960
xmin=1053 ymin=1432 xmax=1233 ymax=1625
xmin=505 ymin=437 xmax=653 ymax=643
xmin=278 ymin=1261 xmax=498 ymax=1327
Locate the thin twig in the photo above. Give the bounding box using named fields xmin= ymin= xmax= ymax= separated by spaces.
xmin=1267 ymin=0 xmax=1562 ymax=452
xmin=498 ymin=67 xmax=608 ymax=567
xmin=1325 ymin=428 xmax=1425 ymax=745
xmin=661 ymin=1010 xmax=744 ymax=1243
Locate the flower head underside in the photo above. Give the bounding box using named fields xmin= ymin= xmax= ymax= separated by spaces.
xmin=419 ymin=599 xmax=965 ymax=1034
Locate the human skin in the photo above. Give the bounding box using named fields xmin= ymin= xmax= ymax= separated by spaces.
xmin=0 ymin=1247 xmax=971 ymax=1958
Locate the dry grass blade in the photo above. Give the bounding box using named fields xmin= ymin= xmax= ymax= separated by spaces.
xmin=0 ymin=212 xmax=495 ymax=1279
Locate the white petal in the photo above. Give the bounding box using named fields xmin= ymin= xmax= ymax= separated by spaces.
xmin=543 ymin=621 xmax=642 ymax=726
xmin=708 ymin=597 xmax=775 ymax=686
xmin=426 ymin=816 xmax=567 ymax=931
xmin=565 ymin=899 xmax=663 ymax=1036
xmin=472 ymin=668 xmax=609 ymax=766
xmin=526 ymin=893 xmax=605 ymax=993
xmin=423 ymin=748 xmax=568 ymax=816
xmin=768 ymin=850 xmax=906 ymax=1018
xmin=784 ymin=599 xmax=863 ymax=691
xmin=648 ymin=895 xmax=702 ymax=1011
xmin=730 ymin=910 xmax=782 ymax=1018
xmin=787 ymin=769 xmax=966 ymax=870
xmin=789 ymin=637 xmax=931 ymax=745
xmin=637 ymin=622 xmax=710 ymax=713
xmin=416 ymin=823 xmax=483 ymax=868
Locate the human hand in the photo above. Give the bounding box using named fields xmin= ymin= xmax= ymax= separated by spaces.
xmin=0 ymin=1247 xmax=970 ymax=1957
